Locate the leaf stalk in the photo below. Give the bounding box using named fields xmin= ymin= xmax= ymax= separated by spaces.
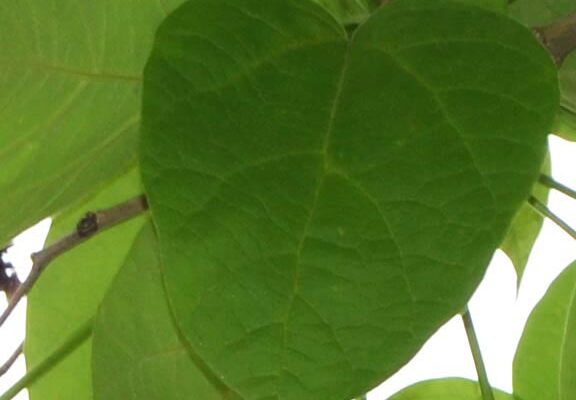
xmin=0 ymin=319 xmax=92 ymax=400
xmin=0 ymin=342 xmax=22 ymax=379
xmin=539 ymin=174 xmax=576 ymax=202
xmin=528 ymin=196 xmax=576 ymax=241
xmin=461 ymin=307 xmax=495 ymax=400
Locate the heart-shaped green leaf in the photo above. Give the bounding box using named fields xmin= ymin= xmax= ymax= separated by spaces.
xmin=389 ymin=378 xmax=514 ymax=399
xmin=93 ymin=223 xmax=242 ymax=400
xmin=141 ymin=0 xmax=558 ymax=398
xmin=514 ymin=261 xmax=576 ymax=400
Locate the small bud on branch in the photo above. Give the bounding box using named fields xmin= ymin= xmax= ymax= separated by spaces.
xmin=0 ymin=195 xmax=148 ymax=330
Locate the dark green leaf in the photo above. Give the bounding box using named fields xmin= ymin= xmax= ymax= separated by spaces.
xmin=93 ymin=222 xmax=242 ymax=400
xmin=25 ymin=169 xmax=145 ymax=400
xmin=500 ymin=153 xmax=550 ymax=284
xmin=389 ymin=378 xmax=514 ymax=399
xmin=313 ymin=0 xmax=374 ymax=26
xmin=508 ymin=0 xmax=576 ymax=141
xmin=0 ymin=0 xmax=185 ymax=247
xmin=458 ymin=0 xmax=507 ymax=13
xmin=513 ymin=261 xmax=576 ymax=400
xmin=141 ymin=0 xmax=558 ymax=398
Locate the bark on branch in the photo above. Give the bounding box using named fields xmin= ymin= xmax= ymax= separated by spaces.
xmin=0 ymin=195 xmax=148 ymax=329
xmin=0 ymin=343 xmax=22 ymax=379
xmin=534 ymin=13 xmax=576 ymax=66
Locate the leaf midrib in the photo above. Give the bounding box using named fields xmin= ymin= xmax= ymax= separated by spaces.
xmin=0 ymin=58 xmax=142 ymax=83
xmin=277 ymin=37 xmax=354 ymax=396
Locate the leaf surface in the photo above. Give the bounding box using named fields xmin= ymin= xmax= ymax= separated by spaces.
xmin=500 ymin=153 xmax=550 ymax=283
xmin=25 ymin=169 xmax=144 ymax=400
xmin=313 ymin=0 xmax=375 ymax=26
xmin=0 ymin=0 xmax=184 ymax=247
xmin=509 ymin=0 xmax=576 ymax=141
xmin=93 ymin=222 xmax=243 ymax=400
xmin=459 ymin=0 xmax=507 ymax=12
xmin=141 ymin=0 xmax=558 ymax=398
xmin=513 ymin=261 xmax=576 ymax=400
xmin=389 ymin=378 xmax=514 ymax=399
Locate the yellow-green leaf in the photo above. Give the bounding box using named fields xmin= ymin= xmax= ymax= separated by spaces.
xmin=0 ymin=0 xmax=185 ymax=247
xmin=389 ymin=378 xmax=514 ymax=399
xmin=25 ymin=169 xmax=144 ymax=400
xmin=500 ymin=153 xmax=550 ymax=284
xmin=514 ymin=261 xmax=576 ymax=400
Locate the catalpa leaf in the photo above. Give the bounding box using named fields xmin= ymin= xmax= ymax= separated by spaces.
xmin=0 ymin=0 xmax=185 ymax=248
xmin=389 ymin=378 xmax=514 ymax=399
xmin=93 ymin=223 xmax=242 ymax=400
xmin=141 ymin=0 xmax=558 ymax=398
xmin=514 ymin=261 xmax=576 ymax=400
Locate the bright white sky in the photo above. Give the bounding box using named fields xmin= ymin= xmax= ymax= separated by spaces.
xmin=0 ymin=135 xmax=575 ymax=400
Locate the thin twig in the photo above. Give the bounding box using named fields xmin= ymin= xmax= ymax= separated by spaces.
xmin=528 ymin=196 xmax=576 ymax=241
xmin=0 ymin=195 xmax=148 ymax=329
xmin=539 ymin=174 xmax=576 ymax=202
xmin=533 ymin=13 xmax=576 ymax=66
xmin=461 ymin=307 xmax=494 ymax=400
xmin=0 ymin=319 xmax=92 ymax=400
xmin=0 ymin=342 xmax=22 ymax=379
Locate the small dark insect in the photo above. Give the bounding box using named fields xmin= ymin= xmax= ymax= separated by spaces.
xmin=0 ymin=246 xmax=19 ymax=299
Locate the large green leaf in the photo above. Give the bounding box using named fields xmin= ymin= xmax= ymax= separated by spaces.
xmin=513 ymin=261 xmax=576 ymax=400
xmin=389 ymin=378 xmax=514 ymax=399
xmin=0 ymin=0 xmax=185 ymax=248
xmin=508 ymin=0 xmax=576 ymax=141
xmin=25 ymin=168 xmax=145 ymax=400
xmin=141 ymin=0 xmax=558 ymax=398
xmin=500 ymin=153 xmax=550 ymax=283
xmin=93 ymin=222 xmax=242 ymax=400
